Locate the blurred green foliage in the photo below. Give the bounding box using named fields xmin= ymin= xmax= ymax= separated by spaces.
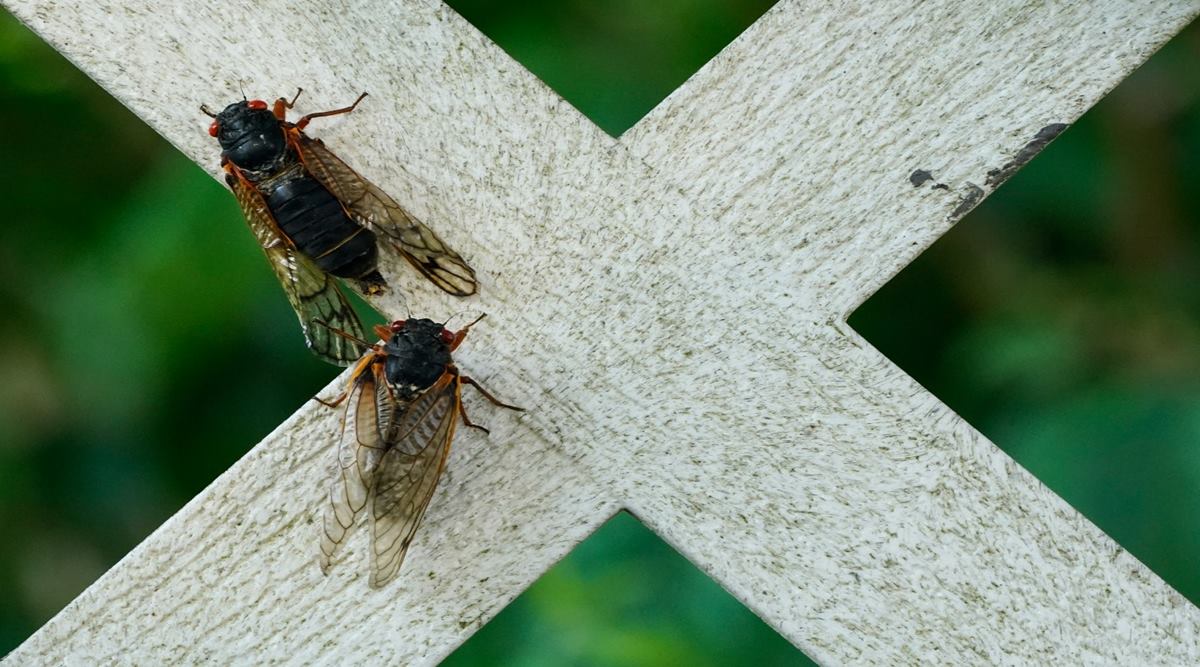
xmin=448 ymin=513 xmax=802 ymax=667
xmin=443 ymin=0 xmax=775 ymax=137
xmin=0 ymin=1 xmax=1196 ymax=664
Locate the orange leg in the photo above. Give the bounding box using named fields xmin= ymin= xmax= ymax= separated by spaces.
xmin=295 ymin=92 xmax=368 ymax=130
xmin=315 ymin=390 xmax=349 ymax=409
xmin=458 ymin=401 xmax=491 ymax=434
xmin=462 ymin=375 xmax=524 ymax=412
xmin=449 ymin=313 xmax=488 ymax=351
xmin=272 ymin=88 xmax=304 ymax=119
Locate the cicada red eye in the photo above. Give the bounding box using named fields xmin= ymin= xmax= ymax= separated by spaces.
xmin=247 ymin=99 xmax=268 ymax=110
xmin=208 ymin=120 xmax=219 ymax=137
xmin=390 ymin=320 xmax=407 ymax=333
xmin=439 ymin=329 xmax=455 ymax=344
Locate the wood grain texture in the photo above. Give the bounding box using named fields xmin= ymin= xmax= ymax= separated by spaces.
xmin=3 ymin=0 xmax=1198 ymax=664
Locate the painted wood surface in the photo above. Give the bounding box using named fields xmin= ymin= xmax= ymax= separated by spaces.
xmin=3 ymin=0 xmax=1198 ymax=664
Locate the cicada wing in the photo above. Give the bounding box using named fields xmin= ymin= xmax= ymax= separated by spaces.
xmin=368 ymin=373 xmax=460 ymax=588
xmin=319 ymin=365 xmax=396 ymax=573
xmin=292 ymin=132 xmax=478 ymax=296
xmin=229 ymin=171 xmax=368 ymax=366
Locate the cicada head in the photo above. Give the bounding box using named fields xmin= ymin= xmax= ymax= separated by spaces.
xmin=382 ymin=318 xmax=453 ymax=399
xmin=205 ymin=99 xmax=287 ymax=171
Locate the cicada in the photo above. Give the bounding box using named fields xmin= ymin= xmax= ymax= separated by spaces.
xmin=201 ymin=90 xmax=477 ymax=366
xmin=318 ymin=315 xmax=522 ymax=587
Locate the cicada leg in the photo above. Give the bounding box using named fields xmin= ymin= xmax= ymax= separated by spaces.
xmin=458 ymin=400 xmax=491 ymax=434
xmin=273 ymin=88 xmax=304 ymax=119
xmin=448 ymin=313 xmax=488 ymax=351
xmin=295 ymin=92 xmax=368 ymax=130
xmin=461 ymin=375 xmax=524 ymax=413
xmin=314 ymin=391 xmax=349 ymax=409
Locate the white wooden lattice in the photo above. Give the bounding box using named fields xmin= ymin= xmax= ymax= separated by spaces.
xmin=4 ymin=1 xmax=1199 ymax=664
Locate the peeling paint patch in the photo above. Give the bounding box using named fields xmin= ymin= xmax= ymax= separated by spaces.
xmin=985 ymin=123 xmax=1069 ymax=187
xmin=949 ymin=183 xmax=984 ymax=220
xmin=909 ymin=169 xmax=934 ymax=187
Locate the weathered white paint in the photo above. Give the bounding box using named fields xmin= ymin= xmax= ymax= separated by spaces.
xmin=3 ymin=0 xmax=1198 ymax=664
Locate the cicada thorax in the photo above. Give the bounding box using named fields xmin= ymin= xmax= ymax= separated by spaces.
xmin=213 ymin=100 xmax=288 ymax=171
xmin=382 ymin=318 xmax=454 ymax=400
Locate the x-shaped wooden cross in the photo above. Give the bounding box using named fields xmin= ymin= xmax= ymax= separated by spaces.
xmin=6 ymin=0 xmax=1199 ymax=663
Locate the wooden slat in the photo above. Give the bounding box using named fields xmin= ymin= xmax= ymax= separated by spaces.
xmin=3 ymin=0 xmax=1198 ymax=664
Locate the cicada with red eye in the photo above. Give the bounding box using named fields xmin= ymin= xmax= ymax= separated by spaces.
xmin=316 ymin=315 xmax=522 ymax=587
xmin=200 ymin=90 xmax=478 ymax=366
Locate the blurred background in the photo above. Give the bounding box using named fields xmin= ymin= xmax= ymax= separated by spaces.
xmin=0 ymin=2 xmax=1195 ymax=664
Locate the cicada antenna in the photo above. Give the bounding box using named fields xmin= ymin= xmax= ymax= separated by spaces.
xmin=442 ymin=309 xmax=476 ymax=330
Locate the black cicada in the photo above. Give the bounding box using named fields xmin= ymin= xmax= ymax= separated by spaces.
xmin=317 ymin=315 xmax=522 ymax=587
xmin=202 ymin=90 xmax=477 ymax=366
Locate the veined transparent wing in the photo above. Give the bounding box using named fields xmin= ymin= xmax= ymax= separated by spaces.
xmin=292 ymin=132 xmax=478 ymax=296
xmin=368 ymin=372 xmax=460 ymax=588
xmin=229 ymin=170 xmax=367 ymax=365
xmin=320 ymin=365 xmax=400 ymax=572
